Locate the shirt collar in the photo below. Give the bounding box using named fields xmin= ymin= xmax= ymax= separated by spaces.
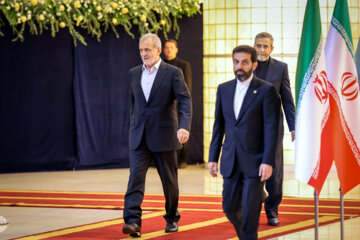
xmin=236 ymin=73 xmax=253 ymax=87
xmin=142 ymin=58 xmax=162 ymax=73
xmin=257 ymin=57 xmax=271 ymax=63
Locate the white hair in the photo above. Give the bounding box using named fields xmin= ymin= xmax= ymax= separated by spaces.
xmin=140 ymin=33 xmax=162 ymax=49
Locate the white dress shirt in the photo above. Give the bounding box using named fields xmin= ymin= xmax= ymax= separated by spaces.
xmin=233 ymin=74 xmax=253 ymax=119
xmin=141 ymin=59 xmax=162 ymax=101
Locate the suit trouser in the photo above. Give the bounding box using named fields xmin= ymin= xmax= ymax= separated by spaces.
xmin=177 ymin=142 xmax=188 ymax=165
xmin=222 ymin=160 xmax=264 ymax=240
xmin=123 ymin=137 xmax=180 ymax=226
xmin=265 ymin=118 xmax=284 ymax=219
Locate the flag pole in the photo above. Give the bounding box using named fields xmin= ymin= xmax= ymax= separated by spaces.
xmin=340 ymin=188 xmax=344 ymax=240
xmin=314 ymin=190 xmax=319 ymax=240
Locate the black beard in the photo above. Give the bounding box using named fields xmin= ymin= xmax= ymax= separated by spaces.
xmin=235 ymin=69 xmax=251 ymax=81
xmin=236 ymin=74 xmax=246 ymax=81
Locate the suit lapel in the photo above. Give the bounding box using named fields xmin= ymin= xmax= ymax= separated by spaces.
xmin=265 ymin=57 xmax=275 ymax=82
xmin=236 ymin=77 xmax=260 ymax=123
xmin=231 ymin=78 xmax=238 ymax=121
xmin=147 ymin=61 xmax=167 ymax=104
xmin=226 ymin=80 xmax=237 ymax=122
xmin=134 ymin=67 xmax=147 ymax=104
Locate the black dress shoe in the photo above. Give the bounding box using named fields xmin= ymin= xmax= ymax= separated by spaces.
xmin=178 ymin=162 xmax=187 ymax=169
xmin=123 ymin=223 xmax=141 ymax=237
xmin=165 ymin=222 xmax=178 ymax=233
xmin=268 ymin=217 xmax=280 ymax=226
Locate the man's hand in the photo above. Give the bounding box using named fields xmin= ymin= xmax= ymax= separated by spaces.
xmin=177 ymin=128 xmax=189 ymax=144
xmin=291 ymin=130 xmax=295 ymax=142
xmin=259 ymin=163 xmax=273 ymax=182
xmin=208 ymin=162 xmax=218 ymax=177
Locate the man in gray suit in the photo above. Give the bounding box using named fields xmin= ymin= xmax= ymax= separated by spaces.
xmin=122 ymin=33 xmax=192 ymax=237
xmin=253 ymin=32 xmax=296 ymax=226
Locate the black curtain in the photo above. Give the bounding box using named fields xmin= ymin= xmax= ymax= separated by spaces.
xmin=0 ymin=27 xmax=76 ymax=172
xmin=0 ymin=11 xmax=203 ymax=173
xmin=73 ymin=28 xmax=137 ymax=170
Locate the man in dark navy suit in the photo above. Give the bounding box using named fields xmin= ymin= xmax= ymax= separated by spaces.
xmin=122 ymin=33 xmax=192 ymax=237
xmin=208 ymin=45 xmax=280 ymax=240
xmin=254 ymin=32 xmax=296 ymax=226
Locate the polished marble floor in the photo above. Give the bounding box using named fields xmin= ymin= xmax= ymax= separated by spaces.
xmin=0 ymin=164 xmax=359 ymax=239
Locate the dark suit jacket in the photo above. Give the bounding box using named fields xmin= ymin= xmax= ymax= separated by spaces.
xmin=254 ymin=57 xmax=295 ymax=131
xmin=164 ymin=57 xmax=192 ymax=93
xmin=209 ymin=76 xmax=280 ymax=178
xmin=129 ymin=61 xmax=192 ymax=152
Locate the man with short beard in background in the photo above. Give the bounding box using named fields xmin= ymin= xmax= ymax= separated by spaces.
xmin=254 ymin=32 xmax=295 ymax=227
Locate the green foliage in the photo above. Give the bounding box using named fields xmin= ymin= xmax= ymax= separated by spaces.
xmin=0 ymin=0 xmax=201 ymax=46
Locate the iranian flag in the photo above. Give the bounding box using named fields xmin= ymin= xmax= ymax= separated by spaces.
xmin=324 ymin=0 xmax=360 ymax=195
xmin=294 ymin=0 xmax=330 ymax=194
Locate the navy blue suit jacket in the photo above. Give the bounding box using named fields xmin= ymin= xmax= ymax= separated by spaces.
xmin=254 ymin=57 xmax=295 ymax=131
xmin=209 ymin=76 xmax=280 ymax=178
xmin=129 ymin=61 xmax=192 ymax=152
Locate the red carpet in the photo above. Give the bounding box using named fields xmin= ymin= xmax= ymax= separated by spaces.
xmin=1 ymin=190 xmax=359 ymax=239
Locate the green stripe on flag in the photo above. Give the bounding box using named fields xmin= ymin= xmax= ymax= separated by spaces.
xmin=332 ymin=0 xmax=353 ymax=43
xmin=331 ymin=17 xmax=355 ymax=59
xmin=295 ymin=0 xmax=322 ymax=106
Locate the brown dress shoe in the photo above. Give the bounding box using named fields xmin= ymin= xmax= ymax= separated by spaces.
xmin=123 ymin=223 xmax=141 ymax=237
